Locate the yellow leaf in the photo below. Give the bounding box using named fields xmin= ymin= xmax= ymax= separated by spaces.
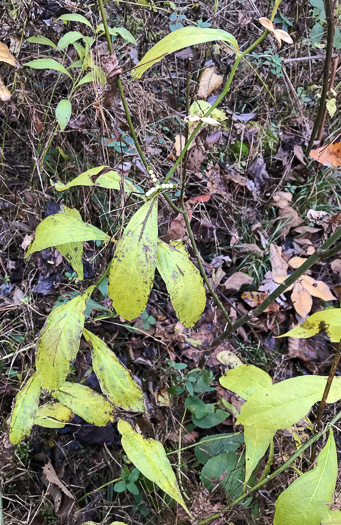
xmin=83 ymin=328 xmax=145 ymax=412
xmin=9 ymin=373 xmax=41 ymax=444
xmin=244 ymin=426 xmax=275 ymax=484
xmin=56 ymin=206 xmax=84 ymax=280
xmin=197 ymin=66 xmax=223 ymax=99
xmin=220 ymin=364 xmax=273 ymax=400
xmin=35 ymin=402 xmax=73 ymax=428
xmin=36 ymin=286 xmax=95 ymax=391
xmin=53 ymin=382 xmax=114 ymax=426
xmin=0 ymin=41 xmax=19 ymax=67
xmin=108 ymin=198 xmax=158 ymax=320
xmin=53 ymin=166 xmax=142 ymax=194
xmin=279 ymin=308 xmax=341 ymax=342
xmin=118 ymin=420 xmax=191 ymax=516
xmin=326 ymin=98 xmax=336 ymax=118
xmin=216 ymin=350 xmax=243 ymax=369
xmin=156 ymin=240 xmax=206 ymax=327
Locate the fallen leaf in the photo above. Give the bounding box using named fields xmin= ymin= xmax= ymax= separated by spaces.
xmin=223 ymin=272 xmax=253 ymax=293
xmin=0 ymin=74 xmax=11 ymax=101
xmin=310 ymin=142 xmax=341 ymax=168
xmin=174 ymin=134 xmax=195 ymax=157
xmin=272 ymin=191 xmax=301 ymax=239
xmin=241 ymin=291 xmax=280 ymax=313
xmin=102 ymin=52 xmax=122 ymax=77
xmin=43 ymin=462 xmax=74 ymax=500
xmin=216 ymin=350 xmax=243 ymax=369
xmin=0 ymin=42 xmax=19 ymax=67
xmin=197 ymin=66 xmax=223 ymax=99
xmin=259 ymin=17 xmax=293 ymax=46
xmin=291 ymin=280 xmax=312 ymax=318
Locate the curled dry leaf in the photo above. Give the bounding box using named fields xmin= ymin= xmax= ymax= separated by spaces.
xmin=102 ymin=52 xmax=122 ymax=78
xmin=310 ymin=142 xmax=341 ymax=168
xmin=259 ymin=17 xmax=293 ymax=47
xmin=0 ymin=42 xmax=19 ymax=67
xmin=197 ymin=66 xmax=223 ymax=99
xmin=272 ymin=191 xmax=301 ymax=239
xmin=0 ymin=75 xmax=11 ymax=101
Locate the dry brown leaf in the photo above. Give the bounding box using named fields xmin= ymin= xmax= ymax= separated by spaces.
xmin=43 ymin=462 xmax=74 ymax=500
xmin=291 ymin=280 xmax=312 ymax=318
xmin=310 ymin=142 xmax=341 ymax=168
xmin=0 ymin=74 xmax=11 ymax=101
xmin=241 ymin=291 xmax=280 ymax=313
xmin=102 ymin=52 xmax=122 ymax=77
xmin=270 ymin=244 xmax=289 ymax=284
xmin=174 ymin=134 xmax=195 ymax=157
xmin=223 ymin=271 xmax=253 ymax=293
xmin=272 ymin=191 xmax=301 ymax=239
xmin=288 ymin=256 xmax=307 ymax=269
xmin=0 ymin=42 xmax=18 ymax=67
xmin=259 ymin=18 xmax=293 ymax=47
xmin=197 ymin=66 xmax=223 ymax=99
xmin=300 ymin=274 xmax=336 ymax=301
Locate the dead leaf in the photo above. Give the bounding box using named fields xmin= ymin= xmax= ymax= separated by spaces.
xmin=174 ymin=134 xmax=195 ymax=157
xmin=102 ymin=52 xmax=122 ymax=77
xmin=259 ymin=17 xmax=293 ymax=46
xmin=33 ymin=111 xmax=45 ymax=134
xmin=0 ymin=42 xmax=19 ymax=67
xmin=272 ymin=191 xmax=301 ymax=238
xmin=291 ymin=280 xmax=312 ymax=318
xmin=223 ymin=272 xmax=253 ymax=293
xmin=310 ymin=142 xmax=341 ymax=168
xmin=21 ymin=234 xmax=34 ymax=250
xmin=270 ymin=244 xmax=290 ymax=284
xmin=43 ymin=462 xmax=74 ymax=500
xmin=241 ymin=291 xmax=280 ymax=313
xmin=197 ymin=66 xmax=223 ymax=99
xmin=0 ymin=75 xmax=11 ymax=101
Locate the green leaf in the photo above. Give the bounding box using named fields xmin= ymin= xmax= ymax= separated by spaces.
xmin=58 ymin=13 xmax=94 ymax=29
xmin=274 ymin=430 xmax=337 ymax=525
xmin=24 ymin=58 xmax=72 ymax=78
xmin=244 ymin=426 xmax=275 ymax=484
xmin=27 ymin=36 xmax=57 ymax=48
xmin=108 ymin=198 xmax=158 ymax=320
xmin=185 ymin=395 xmax=209 ymax=419
xmin=279 ymin=309 xmax=341 ymax=342
xmin=192 ymin=404 xmax=228 ymax=429
xmin=25 ymin=213 xmax=110 ymax=258
xmin=9 ymin=373 xmax=41 ymax=444
xmin=97 ymin=24 xmax=136 ymax=44
xmin=322 ymin=510 xmax=341 ymax=523
xmin=53 ymin=382 xmax=114 ymax=426
xmin=55 ymin=99 xmax=72 ymax=130
xmin=195 ymin=433 xmax=244 ymax=465
xmin=326 ymin=98 xmax=336 ymax=118
xmin=83 ymin=328 xmax=145 ymax=412
xmin=219 ymin=364 xmax=273 ymax=400
xmin=35 ymin=402 xmax=73 ymax=428
xmin=237 ymin=375 xmax=341 ymax=430
xmin=56 ymin=206 xmax=84 ymax=280
xmin=156 ymin=240 xmax=206 ymax=327
xmin=117 ymin=420 xmax=191 ymax=516
xmin=189 ymin=100 xmax=227 ymax=121
xmin=36 ymin=286 xmax=94 ymax=391
xmin=53 ymin=165 xmax=142 ymax=194
xmin=200 ymin=452 xmax=245 ymax=500
xmin=132 ymin=26 xmax=239 ymax=79
xmin=310 ymin=23 xmax=324 ymax=44
xmin=58 ymin=31 xmax=84 ymax=50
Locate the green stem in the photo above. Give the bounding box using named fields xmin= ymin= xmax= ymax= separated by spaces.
xmin=198 ymin=408 xmax=341 ymax=525
xmin=212 ymin=223 xmax=341 ymax=347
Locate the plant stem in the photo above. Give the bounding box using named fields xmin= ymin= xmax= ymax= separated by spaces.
xmin=306 ymin=0 xmax=335 ymax=154
xmin=212 ymin=224 xmax=341 ymax=347
xmin=198 ymin=408 xmax=341 ymax=525
xmin=311 ymin=341 xmax=341 ymax=461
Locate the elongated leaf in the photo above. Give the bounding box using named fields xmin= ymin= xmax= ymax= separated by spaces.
xmin=25 ymin=58 xmax=72 ymax=78
xmin=108 ymin=198 xmax=158 ymax=320
xmin=133 ymin=26 xmax=239 ymax=79
xmin=117 ymin=420 xmax=191 ymax=516
xmin=25 ymin=214 xmax=109 ymax=258
xmin=56 ymin=99 xmax=72 ymax=130
xmin=275 ymin=430 xmax=337 ymax=525
xmin=9 ymin=374 xmax=41 ymax=444
xmin=36 ymin=286 xmax=94 ymax=391
xmin=53 ymin=166 xmax=142 ymax=194
xmin=58 ymin=31 xmax=83 ymax=50
xmin=237 ymin=375 xmax=341 ymax=430
xmin=244 ymin=426 xmax=275 ymax=484
xmin=220 ymin=364 xmax=272 ymax=400
xmin=35 ymin=402 xmax=72 ymax=428
xmin=27 ymin=36 xmax=57 ymax=48
xmin=279 ymin=309 xmax=341 ymax=343
xmin=53 ymin=382 xmax=114 ymax=426
xmin=97 ymin=24 xmax=137 ymax=44
xmin=58 ymin=13 xmax=94 ymax=29
xmin=56 ymin=206 xmax=84 ymax=280
xmin=83 ymin=329 xmax=145 ymax=412
xmin=156 ymin=240 xmax=205 ymax=327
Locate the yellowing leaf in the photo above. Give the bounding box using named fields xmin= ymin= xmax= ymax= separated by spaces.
xmin=25 ymin=214 xmax=110 ymax=257
xmin=133 ymin=26 xmax=239 ymax=79
xmin=326 ymin=98 xmax=337 ymax=118
xmin=197 ymin=66 xmax=223 ymax=99
xmin=54 ymin=166 xmax=142 ymax=194
xmin=53 ymin=382 xmax=114 ymax=426
xmin=279 ymin=308 xmax=341 ymax=342
xmin=35 ymin=402 xmax=73 ymax=428
xmin=108 ymin=198 xmax=158 ymax=320
xmin=9 ymin=373 xmax=41 ymax=444
xmin=83 ymin=329 xmax=145 ymax=412
xmin=156 ymin=240 xmax=206 ymax=327
xmin=0 ymin=74 xmax=11 ymax=101
xmin=36 ymin=286 xmax=95 ymax=391
xmin=244 ymin=426 xmax=275 ymax=484
xmin=274 ymin=430 xmax=337 ymax=525
xmin=117 ymin=420 xmax=191 ymax=516
xmin=0 ymin=41 xmax=19 ymax=67
xmin=189 ymin=100 xmax=226 ymax=121
xmin=56 ymin=206 xmax=84 ymax=280
xmin=220 ymin=364 xmax=273 ymax=400
xmin=322 ymin=510 xmax=341 ymax=524
xmin=237 ymin=375 xmax=341 ymax=430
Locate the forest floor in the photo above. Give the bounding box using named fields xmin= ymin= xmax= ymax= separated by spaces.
xmin=1 ymin=0 xmax=341 ymax=524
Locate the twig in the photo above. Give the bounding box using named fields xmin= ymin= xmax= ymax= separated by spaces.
xmin=198 ymin=407 xmax=341 ymax=525
xmin=316 ymin=55 xmax=339 ymax=143
xmin=306 ymin=0 xmax=335 ymax=154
